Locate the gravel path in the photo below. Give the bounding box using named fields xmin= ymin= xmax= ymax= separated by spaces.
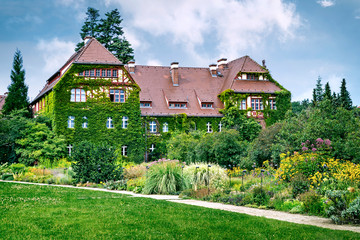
xmin=2 ymin=180 xmax=359 ymax=233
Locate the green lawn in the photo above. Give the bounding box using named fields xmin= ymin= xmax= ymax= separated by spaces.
xmin=1 ymin=182 xmax=358 ymax=240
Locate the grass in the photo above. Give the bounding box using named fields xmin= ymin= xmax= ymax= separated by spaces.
xmin=1 ymin=182 xmax=359 ymax=240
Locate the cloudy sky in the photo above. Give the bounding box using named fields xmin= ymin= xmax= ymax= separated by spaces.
xmin=0 ymin=0 xmax=359 ymax=105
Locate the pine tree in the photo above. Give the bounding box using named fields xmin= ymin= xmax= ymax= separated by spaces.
xmin=324 ymin=82 xmax=332 ymax=101
xmin=332 ymin=92 xmax=339 ymax=108
xmin=339 ymin=78 xmax=352 ymax=110
xmin=2 ymin=50 xmax=30 ymax=116
xmin=75 ymin=7 xmax=100 ymax=51
xmin=76 ymin=8 xmax=134 ymax=63
xmin=98 ymin=9 xmax=134 ymax=63
xmin=312 ymin=76 xmax=323 ymax=106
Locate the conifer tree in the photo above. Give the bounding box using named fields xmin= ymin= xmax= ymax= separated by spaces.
xmin=75 ymin=7 xmax=100 ymax=51
xmin=2 ymin=50 xmax=30 ymax=116
xmin=76 ymin=8 xmax=134 ymax=63
xmin=339 ymin=78 xmax=352 ymax=110
xmin=332 ymin=92 xmax=339 ymax=108
xmin=324 ymin=82 xmax=332 ymax=101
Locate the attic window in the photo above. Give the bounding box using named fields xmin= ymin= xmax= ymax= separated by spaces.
xmin=140 ymin=102 xmax=152 ymax=108
xmin=247 ymin=74 xmax=259 ymax=80
xmin=169 ymin=102 xmax=187 ymax=109
xmin=201 ymin=103 xmax=213 ymax=109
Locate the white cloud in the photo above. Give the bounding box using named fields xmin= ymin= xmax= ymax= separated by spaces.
xmin=106 ymin=0 xmax=300 ymax=61
xmin=146 ymin=59 xmax=162 ymax=66
xmin=123 ymin=27 xmax=147 ymax=51
xmin=37 ymin=38 xmax=76 ymax=75
xmin=317 ymin=0 xmax=335 ymax=8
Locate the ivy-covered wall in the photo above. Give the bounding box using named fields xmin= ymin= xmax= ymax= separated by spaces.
xmin=41 ymin=64 xmax=145 ymax=163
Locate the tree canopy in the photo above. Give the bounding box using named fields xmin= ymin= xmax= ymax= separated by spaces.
xmin=76 ymin=7 xmax=134 ymax=64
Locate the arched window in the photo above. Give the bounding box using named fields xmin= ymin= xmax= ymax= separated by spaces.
xmin=122 ymin=116 xmax=128 ymax=129
xmin=162 ymin=122 xmax=168 ymax=132
xmin=106 ymin=117 xmax=113 ymax=129
xmin=82 ymin=116 xmax=88 ymax=128
xmin=149 ymin=121 xmax=157 ymax=133
xmin=206 ymin=122 xmax=212 ymax=133
xmin=68 ymin=116 xmax=75 ymax=128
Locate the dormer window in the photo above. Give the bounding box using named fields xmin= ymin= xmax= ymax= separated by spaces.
xmin=96 ymin=69 xmax=100 ymax=77
xmin=140 ymin=102 xmax=152 ymax=108
xmin=201 ymin=103 xmax=213 ymax=109
xmin=247 ymin=74 xmax=259 ymax=80
xmin=169 ymin=102 xmax=187 ymax=109
xmin=85 ymin=70 xmax=90 ymax=76
xmin=90 ymin=69 xmax=94 ymax=76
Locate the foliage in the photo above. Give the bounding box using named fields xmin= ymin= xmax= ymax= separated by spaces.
xmin=127 ymin=177 xmax=145 ymax=193
xmin=290 ymin=174 xmax=310 ymax=198
xmin=15 ymin=120 xmax=66 ymax=166
xmin=104 ymin=179 xmax=127 ymax=190
xmin=2 ymin=49 xmax=31 ymax=116
xmin=142 ymin=159 xmax=189 ymax=194
xmin=339 ymin=78 xmax=352 ymax=110
xmin=298 ymin=190 xmax=324 ymax=215
xmin=123 ymin=165 xmax=146 ymax=179
xmin=166 ymin=131 xmax=200 ymax=164
xmin=341 ymin=196 xmax=360 ymax=224
xmin=251 ymin=186 xmax=270 ymax=206
xmin=71 ymin=141 xmax=122 ymax=183
xmin=325 ymin=190 xmax=348 ymax=224
xmin=312 ymin=76 xmax=323 ymax=105
xmin=183 ymin=163 xmax=228 ymax=190
xmin=10 ymin=163 xmax=26 ymax=174
xmin=291 ymin=99 xmax=310 ymax=114
xmin=76 ymin=8 xmax=134 ymax=63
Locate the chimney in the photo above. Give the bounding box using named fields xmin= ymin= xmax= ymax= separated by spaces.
xmin=84 ymin=36 xmax=92 ymax=45
xmin=262 ymin=59 xmax=266 ymax=68
xmin=217 ymin=58 xmax=228 ymax=69
xmin=209 ymin=64 xmax=217 ymax=77
xmin=128 ymin=60 xmax=135 ymax=74
xmin=171 ymin=62 xmax=179 ymax=86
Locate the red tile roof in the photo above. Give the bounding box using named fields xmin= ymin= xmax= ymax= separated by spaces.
xmin=0 ymin=94 xmax=7 ymax=111
xmin=31 ymin=37 xmax=122 ymax=104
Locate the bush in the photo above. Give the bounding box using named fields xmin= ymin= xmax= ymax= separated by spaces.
xmin=104 ymin=180 xmax=127 ymax=190
xmin=324 ymin=190 xmax=359 ymax=224
xmin=10 ymin=163 xmax=26 ymax=174
xmin=123 ymin=165 xmax=146 ymax=179
xmin=143 ymin=160 xmax=189 ymax=195
xmin=252 ymin=186 xmax=270 ymax=206
xmin=127 ymin=177 xmax=145 ymax=193
xmin=341 ymin=196 xmax=360 ymax=224
xmin=298 ymin=190 xmax=324 ymax=216
xmin=291 ymin=174 xmax=310 ymax=197
xmin=71 ymin=141 xmax=122 ymax=183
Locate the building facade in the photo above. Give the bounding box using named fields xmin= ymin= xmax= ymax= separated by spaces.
xmin=31 ymin=37 xmax=290 ymax=162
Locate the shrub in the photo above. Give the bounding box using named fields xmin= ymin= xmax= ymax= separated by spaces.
xmin=127 ymin=177 xmax=145 ymax=193
xmin=341 ymin=196 xmax=360 ymax=224
xmin=183 ymin=163 xmax=228 ymax=190
xmin=71 ymin=141 xmax=122 ymax=183
xmin=10 ymin=163 xmax=26 ymax=174
xmin=123 ymin=165 xmax=146 ymax=179
xmin=298 ymin=190 xmax=324 ymax=216
xmin=291 ymin=174 xmax=310 ymax=197
xmin=252 ymin=186 xmax=270 ymax=206
xmin=325 ymin=190 xmax=349 ymax=224
xmin=143 ymin=160 xmax=189 ymax=195
xmin=104 ymin=180 xmax=127 ymax=190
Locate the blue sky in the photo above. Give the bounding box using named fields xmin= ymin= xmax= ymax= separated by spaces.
xmin=0 ymin=0 xmax=359 ymax=105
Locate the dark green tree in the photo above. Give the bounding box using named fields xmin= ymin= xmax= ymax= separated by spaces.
xmin=332 ymin=92 xmax=340 ymax=108
xmin=312 ymin=76 xmax=323 ymax=105
xmin=324 ymin=82 xmax=332 ymax=101
xmin=75 ymin=7 xmax=100 ymax=51
xmin=2 ymin=50 xmax=30 ymax=116
xmin=98 ymin=9 xmax=134 ymax=63
xmin=292 ymin=99 xmax=310 ymax=114
xmin=339 ymin=78 xmax=352 ymax=110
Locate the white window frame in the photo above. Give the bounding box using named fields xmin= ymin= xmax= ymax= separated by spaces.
xmin=122 ymin=116 xmax=128 ymax=129
xmin=218 ymin=122 xmax=222 ymax=132
xmin=239 ymin=99 xmax=246 ymax=110
xmin=149 ymin=121 xmax=157 ymax=133
xmin=270 ymin=99 xmax=276 ymax=110
xmin=96 ymin=69 xmax=100 ymax=77
xmin=206 ymin=122 xmax=212 ymax=133
xmin=68 ymin=116 xmax=75 ymax=128
xmin=82 ymin=116 xmax=88 ymax=128
xmin=163 ymin=122 xmax=169 ymax=132
xmin=106 ymin=117 xmax=114 ymax=129
xmin=251 ymin=98 xmax=263 ymax=110
xmin=121 ymin=145 xmax=127 ymax=156
xmin=110 ymin=89 xmax=125 ymax=103
xmin=71 ymin=88 xmax=86 ymax=102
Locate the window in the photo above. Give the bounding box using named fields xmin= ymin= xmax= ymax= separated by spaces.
xmin=112 ymin=69 xmax=117 ymax=77
xmin=82 ymin=116 xmax=88 ymax=128
xmin=206 ymin=122 xmax=212 ymax=133
xmin=247 ymin=74 xmax=259 ymax=80
xmin=251 ymin=98 xmax=263 ymax=110
xmin=107 ymin=69 xmax=112 ymax=77
xmin=150 ymin=144 xmax=155 ymax=152
xmin=101 ymin=69 xmax=106 ymax=77
xmin=239 ymin=99 xmax=247 ymax=110
xmin=96 ymin=69 xmax=100 ymax=77
xmin=68 ymin=116 xmax=75 ymax=128
xmin=201 ymin=103 xmax=213 ymax=109
xmin=79 ymin=71 xmax=84 ymax=76
xmin=85 ymin=70 xmax=90 ymax=76
xmin=71 ymin=89 xmax=86 ymax=102
xmin=122 ymin=116 xmax=128 ymax=129
xmin=106 ymin=117 xmax=113 ymax=129
xmin=163 ymin=122 xmax=168 ymax=132
xmin=90 ymin=69 xmax=94 ymax=76
xmin=149 ymin=121 xmax=157 ymax=133
xmin=121 ymin=145 xmax=127 ymax=156
xmin=270 ymin=99 xmax=276 ymax=110
xmin=169 ymin=102 xmax=187 ymax=108
xmin=140 ymin=102 xmax=152 ymax=108
xmin=110 ymin=89 xmax=125 ymax=103
xmin=218 ymin=122 xmax=222 ymax=132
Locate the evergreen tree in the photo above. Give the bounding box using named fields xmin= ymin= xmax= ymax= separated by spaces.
xmin=2 ymin=50 xmax=30 ymax=116
xmin=332 ymin=92 xmax=340 ymax=108
xmin=98 ymin=9 xmax=134 ymax=63
xmin=75 ymin=8 xmax=134 ymax=63
xmin=324 ymin=82 xmax=332 ymax=101
xmin=75 ymin=7 xmax=100 ymax=51
xmin=339 ymin=78 xmax=352 ymax=110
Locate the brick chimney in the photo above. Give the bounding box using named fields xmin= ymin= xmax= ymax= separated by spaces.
xmin=209 ymin=64 xmax=217 ymax=77
xmin=171 ymin=62 xmax=179 ymax=86
xmin=217 ymin=58 xmax=228 ymax=69
xmin=84 ymin=36 xmax=92 ymax=45
xmin=128 ymin=60 xmax=135 ymax=74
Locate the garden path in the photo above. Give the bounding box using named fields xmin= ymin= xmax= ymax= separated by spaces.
xmin=2 ymin=180 xmax=360 ymax=234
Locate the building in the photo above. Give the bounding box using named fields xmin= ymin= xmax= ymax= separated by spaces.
xmin=0 ymin=93 xmax=7 ymax=112
xmin=30 ymin=37 xmax=290 ymax=162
